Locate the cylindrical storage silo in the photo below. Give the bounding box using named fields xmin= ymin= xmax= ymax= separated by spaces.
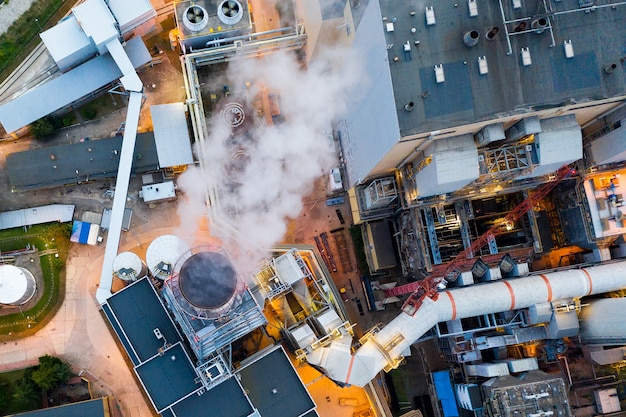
xmin=146 ymin=235 xmax=190 ymax=280
xmin=0 ymin=265 xmax=36 ymax=306
xmin=113 ymin=252 xmax=145 ymax=282
xmin=167 ymin=245 xmax=245 ymax=319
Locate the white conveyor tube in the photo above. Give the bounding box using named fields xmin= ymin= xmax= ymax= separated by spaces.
xmin=308 ymin=261 xmax=626 ymax=387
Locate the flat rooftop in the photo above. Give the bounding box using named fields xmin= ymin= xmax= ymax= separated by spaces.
xmin=377 ymin=0 xmax=626 ymax=136
xmin=239 ymin=346 xmax=317 ymax=417
xmin=6 ymin=133 xmax=159 ymax=191
xmin=103 ymin=278 xmax=183 ymax=365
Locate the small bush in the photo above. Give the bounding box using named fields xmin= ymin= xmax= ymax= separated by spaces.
xmin=30 ymin=117 xmax=54 ymax=139
xmin=80 ymin=106 xmax=97 ymax=120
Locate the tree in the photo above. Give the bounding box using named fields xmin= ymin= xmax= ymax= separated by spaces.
xmin=12 ymin=377 xmax=38 ymax=407
xmin=30 ymin=117 xmax=55 ymax=139
xmin=0 ymin=377 xmax=9 ymax=413
xmin=31 ymin=355 xmax=71 ymax=391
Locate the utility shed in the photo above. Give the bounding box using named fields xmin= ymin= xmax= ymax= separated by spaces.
xmin=413 ymin=135 xmax=479 ymax=198
xmin=141 ymin=181 xmax=176 ymax=203
xmin=150 ymin=103 xmax=194 ymax=168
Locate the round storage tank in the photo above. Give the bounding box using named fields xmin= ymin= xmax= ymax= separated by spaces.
xmin=168 ymin=246 xmax=244 ymax=319
xmin=146 ymin=235 xmax=190 ymax=280
xmin=0 ymin=265 xmax=36 ymax=306
xmin=113 ymin=252 xmax=144 ymax=282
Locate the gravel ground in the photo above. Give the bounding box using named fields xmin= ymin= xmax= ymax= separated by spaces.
xmin=0 ymin=0 xmax=38 ymax=36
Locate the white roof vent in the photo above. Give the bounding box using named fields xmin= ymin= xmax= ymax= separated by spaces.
xmin=478 ymin=56 xmax=488 ymax=75
xmin=563 ymin=40 xmax=574 ymax=58
xmin=521 ymin=47 xmax=532 ymax=66
xmin=512 ymin=0 xmax=522 ymax=8
xmin=218 ymin=0 xmax=244 ymax=25
xmin=434 ymin=64 xmax=445 ymax=83
xmin=183 ymin=5 xmax=209 ymax=32
xmin=468 ymin=0 xmax=478 ymax=17
xmin=425 ymin=6 xmax=436 ymax=25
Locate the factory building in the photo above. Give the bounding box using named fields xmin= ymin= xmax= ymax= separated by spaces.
xmin=102 ymin=244 xmax=320 ymax=416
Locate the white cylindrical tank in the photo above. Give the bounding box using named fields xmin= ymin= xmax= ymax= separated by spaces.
xmin=113 ymin=252 xmax=144 ymax=282
xmin=309 ymin=261 xmax=626 ymax=387
xmin=0 ymin=265 xmax=36 ymax=306
xmin=146 ymin=235 xmax=189 ymax=280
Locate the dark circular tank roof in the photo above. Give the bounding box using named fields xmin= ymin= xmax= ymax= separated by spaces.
xmin=179 ymin=251 xmax=237 ymax=310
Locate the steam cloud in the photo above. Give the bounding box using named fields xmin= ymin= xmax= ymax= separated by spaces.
xmin=175 ymin=45 xmax=364 ymax=275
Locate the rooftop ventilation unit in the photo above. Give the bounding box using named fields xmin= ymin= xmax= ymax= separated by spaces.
xmin=521 ymin=47 xmax=532 ymax=66
xmin=218 ymin=0 xmax=244 ymax=25
xmin=478 ymin=56 xmax=489 ymax=75
xmin=183 ymin=4 xmax=209 ymax=32
xmin=468 ymin=0 xmax=478 ymax=17
xmin=425 ymin=6 xmax=436 ymax=25
xmin=563 ymin=40 xmax=574 ymax=58
xmin=434 ymin=64 xmax=445 ymax=83
xmin=512 ymin=0 xmax=522 ymax=9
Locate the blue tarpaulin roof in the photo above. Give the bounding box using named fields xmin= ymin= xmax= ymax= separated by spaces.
xmin=433 ymin=370 xmax=459 ymax=417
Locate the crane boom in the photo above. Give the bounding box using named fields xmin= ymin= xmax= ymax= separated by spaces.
xmin=387 ymin=165 xmax=575 ymax=314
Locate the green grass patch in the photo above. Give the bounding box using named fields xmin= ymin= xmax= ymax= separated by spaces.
xmin=0 ymin=223 xmax=70 ymax=338
xmin=0 ymin=0 xmax=74 ymax=79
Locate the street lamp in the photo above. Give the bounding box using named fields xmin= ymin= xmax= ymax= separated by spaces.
xmin=35 ymin=18 xmax=42 ymax=31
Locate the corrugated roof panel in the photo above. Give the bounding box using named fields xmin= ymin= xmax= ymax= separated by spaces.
xmin=150 ymin=103 xmax=194 ymax=168
xmin=0 ymin=205 xmax=74 ymax=230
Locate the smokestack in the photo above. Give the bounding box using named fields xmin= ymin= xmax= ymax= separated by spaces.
xmin=513 ymin=22 xmax=527 ymax=32
xmin=485 ymin=26 xmax=499 ymax=40
xmin=531 ymin=17 xmax=548 ymax=34
xmin=404 ymin=101 xmax=415 ymax=112
xmin=463 ymin=30 xmax=480 ymax=47
xmin=605 ymin=63 xmax=617 ymax=74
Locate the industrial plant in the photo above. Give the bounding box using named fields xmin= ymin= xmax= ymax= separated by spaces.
xmin=1 ymin=0 xmax=626 ymax=416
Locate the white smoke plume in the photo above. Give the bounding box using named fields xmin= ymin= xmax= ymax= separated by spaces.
xmin=176 ymin=45 xmax=364 ymax=275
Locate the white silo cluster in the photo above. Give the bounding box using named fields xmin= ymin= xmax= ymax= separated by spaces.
xmin=113 ymin=251 xmax=145 ymax=282
xmin=0 ymin=265 xmax=37 ymax=306
xmin=145 ymin=235 xmax=190 ymax=280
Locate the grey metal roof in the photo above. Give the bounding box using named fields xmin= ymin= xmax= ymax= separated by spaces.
xmin=11 ymin=398 xmax=108 ymax=417
xmin=0 ymin=204 xmax=74 ymax=230
xmin=171 ymin=377 xmax=254 ymax=417
xmin=150 ymin=103 xmax=194 ymax=168
xmin=378 ymin=0 xmax=626 ymax=136
xmin=104 ymin=278 xmax=183 ymax=364
xmin=340 ymin=0 xmax=400 ymax=187
xmin=135 ymin=342 xmax=202 ymax=413
xmin=6 ymin=132 xmax=159 ymax=191
xmin=238 ymin=345 xmax=316 ymax=417
xmin=0 ymin=37 xmax=150 ymax=133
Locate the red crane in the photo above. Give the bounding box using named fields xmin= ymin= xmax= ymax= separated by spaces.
xmin=388 ymin=165 xmax=576 ymax=316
